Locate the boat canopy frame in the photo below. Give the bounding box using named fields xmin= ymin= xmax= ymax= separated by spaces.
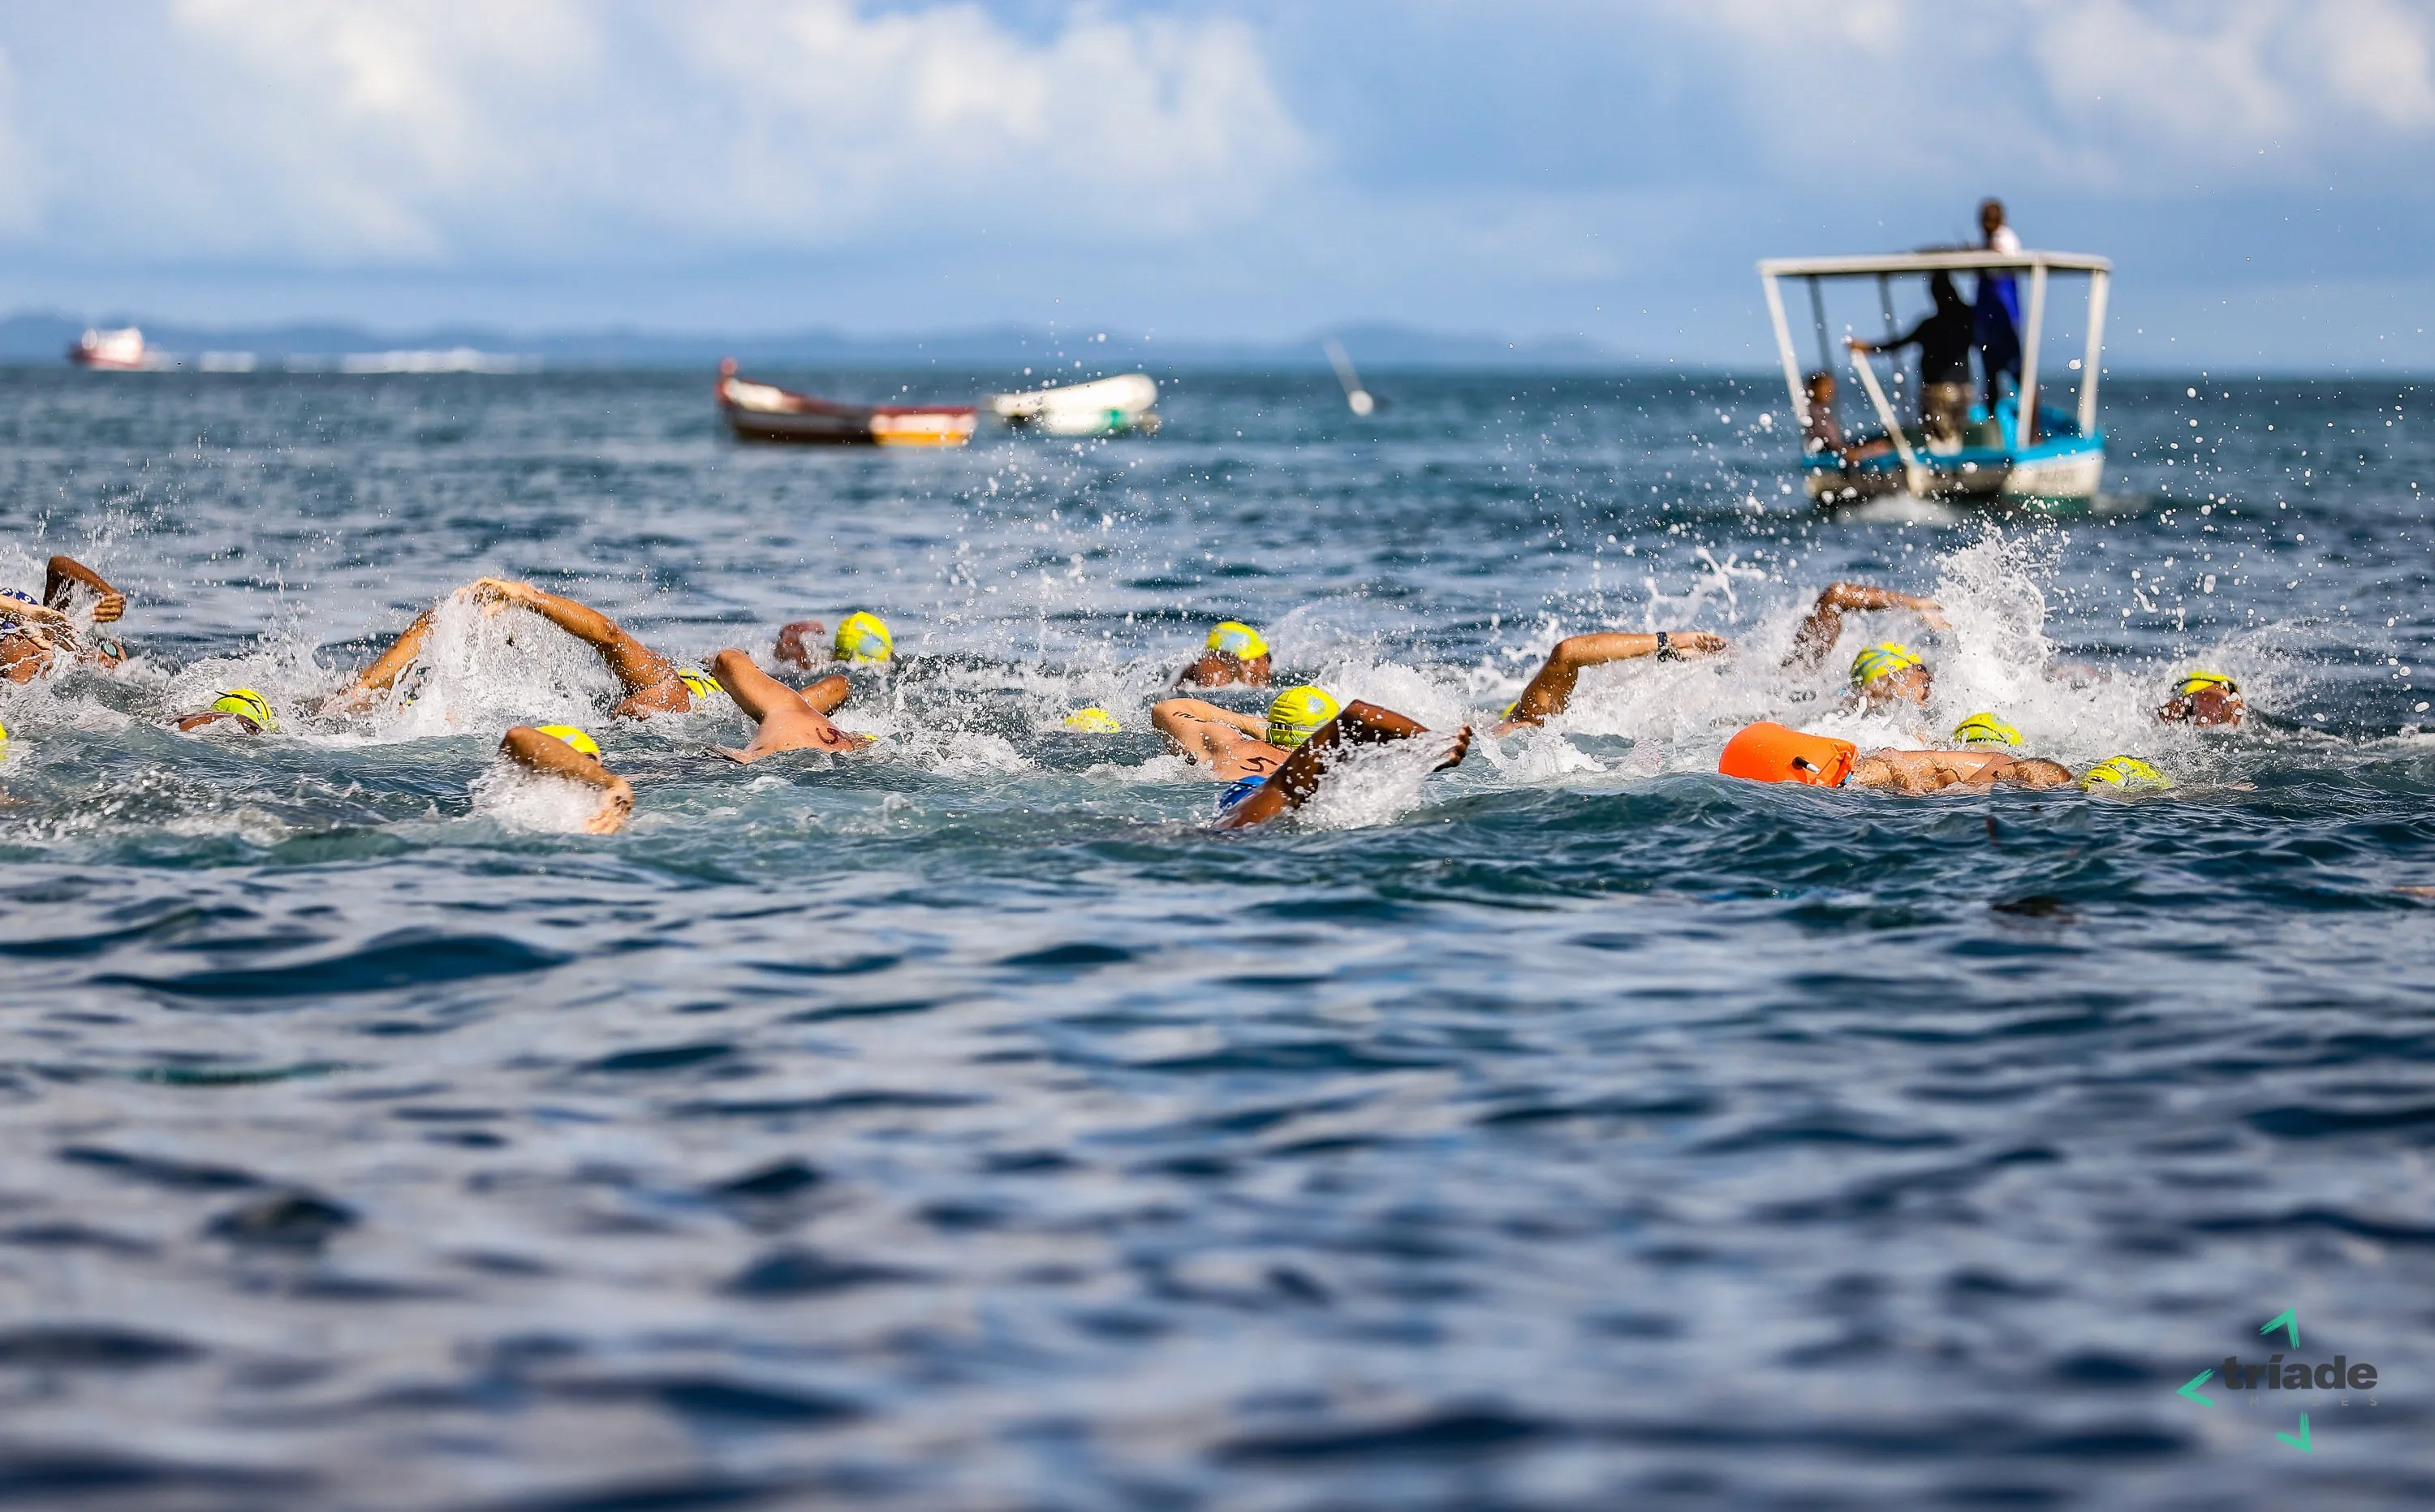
xmin=1757 ymin=250 xmax=2111 ymax=454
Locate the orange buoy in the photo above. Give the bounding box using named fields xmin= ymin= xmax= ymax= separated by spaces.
xmin=1718 ymin=722 xmax=1856 ymax=787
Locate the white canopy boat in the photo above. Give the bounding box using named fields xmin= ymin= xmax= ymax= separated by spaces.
xmin=989 ymin=373 xmax=1158 ymax=436
xmin=1758 ymin=249 xmax=2111 ymax=506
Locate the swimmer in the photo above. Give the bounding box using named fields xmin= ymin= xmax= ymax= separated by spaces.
xmin=325 ymin=578 xmax=694 ymax=719
xmin=1847 ymin=641 xmax=1933 ymax=710
xmin=2157 ymin=670 xmax=2244 ymax=728
xmin=1209 ymin=698 xmax=1472 ymax=830
xmin=175 ymin=688 xmax=278 ymax=734
xmin=1174 ymin=620 xmax=1274 ymax=689
xmin=1494 ymin=630 xmax=1730 ymax=733
xmin=496 ymin=725 xmax=634 ymax=834
xmin=772 ymin=619 xmax=827 ymax=670
xmin=1719 ymin=721 xmax=2071 ymax=794
xmin=1 ymin=555 xmax=131 ymax=683
xmin=1849 ymin=748 xmax=2073 ymax=794
xmin=1151 ymin=683 xmax=1330 ymax=784
xmin=702 ymin=648 xmax=871 ymax=764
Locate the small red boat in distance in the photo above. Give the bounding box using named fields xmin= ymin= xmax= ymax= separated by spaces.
xmin=716 ymin=359 xmax=976 ymax=446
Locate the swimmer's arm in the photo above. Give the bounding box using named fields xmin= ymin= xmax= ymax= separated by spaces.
xmin=1502 ymin=631 xmax=1729 ymax=730
xmin=45 ymin=557 xmax=125 ymax=623
xmin=174 ymin=710 xmax=261 ymax=734
xmin=1787 ymin=583 xmax=1948 ymax=667
xmin=1213 ymin=700 xmax=1470 ymax=829
xmin=0 ymin=597 xmax=74 ymax=631
xmin=471 ymin=578 xmax=685 ymax=713
xmin=500 ymin=725 xmax=634 ymax=834
xmin=1152 ymin=698 xmax=1267 ymax=751
xmin=797 ymin=674 xmax=851 ymax=714
xmin=325 ymin=606 xmax=437 ymax=710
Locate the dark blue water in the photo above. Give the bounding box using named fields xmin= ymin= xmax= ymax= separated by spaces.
xmin=0 ymin=368 xmax=2429 ymax=1509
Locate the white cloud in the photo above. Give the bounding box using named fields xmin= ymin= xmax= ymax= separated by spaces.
xmin=1661 ymin=0 xmax=2435 ymax=187
xmin=0 ymin=1 xmax=1311 ymax=265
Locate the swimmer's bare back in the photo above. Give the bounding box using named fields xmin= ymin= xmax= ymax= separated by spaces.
xmin=1211 ymin=700 xmax=1470 ymax=830
xmin=1847 ymin=749 xmax=2072 ymax=794
xmin=707 ymin=649 xmax=870 ymax=764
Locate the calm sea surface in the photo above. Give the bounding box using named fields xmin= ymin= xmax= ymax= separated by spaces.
xmin=0 ymin=367 xmax=2429 ymax=1509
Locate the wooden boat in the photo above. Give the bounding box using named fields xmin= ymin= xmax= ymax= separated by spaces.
xmin=989 ymin=373 xmax=1158 ymax=435
xmin=68 ymin=327 xmax=149 ymax=370
xmin=716 ymin=359 xmax=976 ymax=446
xmin=1757 ymin=249 xmax=2110 ymax=506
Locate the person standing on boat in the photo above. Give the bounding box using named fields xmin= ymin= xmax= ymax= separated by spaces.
xmin=1847 ymin=274 xmax=1975 ymax=448
xmin=1975 ymin=198 xmax=2024 ymax=429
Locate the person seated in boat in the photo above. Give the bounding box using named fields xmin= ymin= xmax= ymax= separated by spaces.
xmin=1800 ymin=373 xmax=1897 ymax=466
xmin=1492 ymin=631 xmax=1730 ymax=734
xmin=175 ymin=687 xmax=278 ymax=734
xmin=702 ymin=648 xmax=872 ymax=764
xmin=1848 ymin=272 xmax=1976 ymax=448
xmin=1976 ymin=197 xmax=2024 ymax=422
xmin=1174 ymin=621 xmax=1274 ymax=689
xmin=497 ymin=725 xmax=635 ymax=834
xmin=324 ymin=578 xmax=696 ymax=719
xmin=2157 ymin=670 xmax=2243 ymax=728
xmin=0 ymin=555 xmax=131 ymax=683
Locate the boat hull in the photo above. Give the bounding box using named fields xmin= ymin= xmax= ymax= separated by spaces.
xmin=716 ymin=361 xmax=975 ymax=447
xmin=1805 ymin=404 xmax=2105 ymax=507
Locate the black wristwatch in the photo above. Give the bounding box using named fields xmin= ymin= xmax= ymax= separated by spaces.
xmin=1655 ymin=631 xmax=1679 ymax=661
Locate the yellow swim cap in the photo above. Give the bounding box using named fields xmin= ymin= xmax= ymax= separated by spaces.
xmin=1951 ymin=712 xmax=2022 ymax=749
xmin=535 ymin=724 xmax=601 ymax=758
xmin=1207 ymin=621 xmax=1269 ymax=660
xmin=209 ymin=687 xmax=277 ymax=732
xmin=2174 ymin=670 xmax=2239 ymax=698
xmin=677 ymin=667 xmax=723 ymax=700
xmin=834 ymin=611 xmax=893 ymax=664
xmin=1265 ymin=685 xmax=1341 ymax=748
xmin=1851 ymin=642 xmax=1924 ymax=687
xmin=1063 ymin=706 xmax=1120 ymax=733
xmin=2080 ymin=756 xmax=2170 ymax=792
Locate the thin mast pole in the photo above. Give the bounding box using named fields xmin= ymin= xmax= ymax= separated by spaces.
xmin=1808 ymin=277 xmax=1834 ymax=378
xmin=1761 ymin=271 xmax=1805 ymax=426
xmin=2079 ymin=269 xmax=2109 ymax=437
xmin=2015 ymin=262 xmax=2048 ymax=450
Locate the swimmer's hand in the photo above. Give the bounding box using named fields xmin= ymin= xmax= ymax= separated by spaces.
xmin=86 ymin=591 xmax=125 ymax=624
xmin=1670 ymin=631 xmax=1730 ymax=658
xmin=1916 ymin=605 xmax=1951 ymax=633
xmin=1433 ymin=726 xmax=1473 ymax=772
xmin=466 ymin=577 xmax=540 ymax=614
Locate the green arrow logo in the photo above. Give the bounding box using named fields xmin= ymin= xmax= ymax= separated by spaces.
xmin=2260 ymin=1307 xmax=2299 ymax=1348
xmin=2176 ymin=1368 xmax=2217 ymax=1406
xmin=2275 ymin=1413 xmax=2312 ymax=1454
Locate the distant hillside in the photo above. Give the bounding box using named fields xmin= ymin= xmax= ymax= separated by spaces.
xmin=0 ymin=312 xmax=1636 ymax=371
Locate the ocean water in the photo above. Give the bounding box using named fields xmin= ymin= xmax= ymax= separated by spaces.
xmin=0 ymin=366 xmax=2429 ymax=1510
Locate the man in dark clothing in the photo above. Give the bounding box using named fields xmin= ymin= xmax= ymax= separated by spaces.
xmin=1849 ymin=272 xmax=1975 ymax=446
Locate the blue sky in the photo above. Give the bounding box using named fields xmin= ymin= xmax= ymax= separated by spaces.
xmin=0 ymin=0 xmax=2429 ymax=369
